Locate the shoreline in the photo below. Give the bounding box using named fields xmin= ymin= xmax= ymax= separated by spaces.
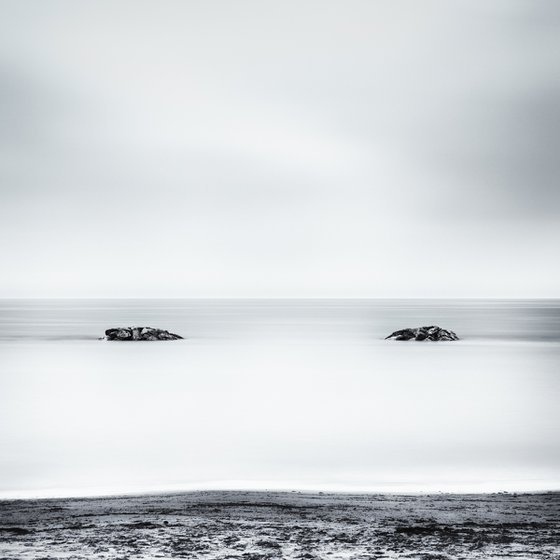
xmin=3 ymin=481 xmax=560 ymax=502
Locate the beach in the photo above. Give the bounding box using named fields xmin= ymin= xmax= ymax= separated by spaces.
xmin=1 ymin=491 xmax=559 ymax=559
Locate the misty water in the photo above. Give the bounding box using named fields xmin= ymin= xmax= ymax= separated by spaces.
xmin=1 ymin=299 xmax=559 ymax=498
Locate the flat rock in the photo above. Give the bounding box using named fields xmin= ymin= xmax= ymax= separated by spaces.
xmin=385 ymin=325 xmax=459 ymax=341
xmin=103 ymin=327 xmax=183 ymax=341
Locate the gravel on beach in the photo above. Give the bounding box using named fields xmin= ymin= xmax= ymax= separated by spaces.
xmin=1 ymin=491 xmax=559 ymax=559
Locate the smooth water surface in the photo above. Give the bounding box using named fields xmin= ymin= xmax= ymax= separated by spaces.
xmin=1 ymin=299 xmax=559 ymax=498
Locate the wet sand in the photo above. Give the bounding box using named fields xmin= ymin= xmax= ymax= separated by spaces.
xmin=1 ymin=491 xmax=559 ymax=559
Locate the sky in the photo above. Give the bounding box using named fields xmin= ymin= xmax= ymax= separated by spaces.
xmin=1 ymin=0 xmax=559 ymax=298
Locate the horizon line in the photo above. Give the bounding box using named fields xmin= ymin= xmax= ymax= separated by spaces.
xmin=2 ymin=480 xmax=559 ymax=501
xmin=1 ymin=296 xmax=560 ymax=301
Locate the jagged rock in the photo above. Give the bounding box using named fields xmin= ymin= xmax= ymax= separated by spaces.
xmin=385 ymin=325 xmax=459 ymax=341
xmin=103 ymin=327 xmax=183 ymax=341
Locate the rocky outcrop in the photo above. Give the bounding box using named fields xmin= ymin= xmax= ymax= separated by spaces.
xmin=385 ymin=325 xmax=459 ymax=341
xmin=103 ymin=327 xmax=183 ymax=341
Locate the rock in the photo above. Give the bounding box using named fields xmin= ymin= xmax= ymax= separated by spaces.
xmin=103 ymin=327 xmax=183 ymax=341
xmin=393 ymin=328 xmax=416 ymax=341
xmin=385 ymin=325 xmax=459 ymax=341
xmin=115 ymin=328 xmax=132 ymax=340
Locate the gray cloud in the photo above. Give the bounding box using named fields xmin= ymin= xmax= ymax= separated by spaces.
xmin=1 ymin=0 xmax=559 ymax=296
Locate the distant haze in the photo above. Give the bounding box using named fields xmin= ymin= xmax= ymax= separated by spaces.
xmin=1 ymin=1 xmax=559 ymax=297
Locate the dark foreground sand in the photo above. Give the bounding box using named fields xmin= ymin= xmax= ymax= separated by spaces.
xmin=1 ymin=491 xmax=559 ymax=559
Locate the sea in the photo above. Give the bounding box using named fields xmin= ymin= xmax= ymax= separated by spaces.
xmin=0 ymin=299 xmax=559 ymax=498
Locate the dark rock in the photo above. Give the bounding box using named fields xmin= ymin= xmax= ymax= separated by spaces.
xmin=385 ymin=325 xmax=459 ymax=341
xmin=394 ymin=328 xmax=416 ymax=341
xmin=103 ymin=327 xmax=183 ymax=341
xmin=116 ymin=328 xmax=132 ymax=340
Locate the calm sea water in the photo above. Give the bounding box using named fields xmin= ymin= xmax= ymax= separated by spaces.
xmin=1 ymin=299 xmax=559 ymax=498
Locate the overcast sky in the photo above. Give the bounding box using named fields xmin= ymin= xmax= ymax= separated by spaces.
xmin=1 ymin=0 xmax=559 ymax=298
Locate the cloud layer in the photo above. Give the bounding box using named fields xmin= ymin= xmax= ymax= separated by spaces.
xmin=1 ymin=0 xmax=559 ymax=297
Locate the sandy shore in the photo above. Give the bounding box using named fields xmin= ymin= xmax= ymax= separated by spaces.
xmin=1 ymin=491 xmax=559 ymax=559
